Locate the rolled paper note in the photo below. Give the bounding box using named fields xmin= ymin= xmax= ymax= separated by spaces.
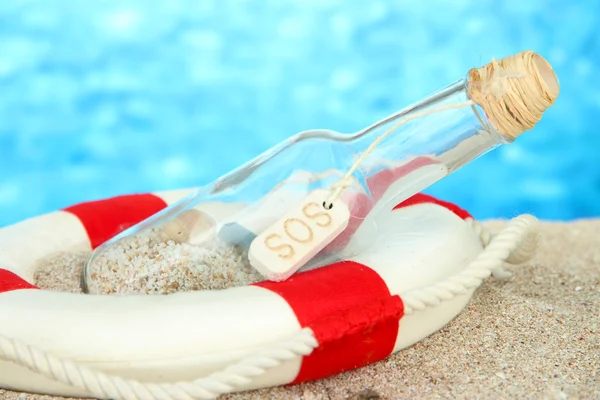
xmin=218 ymin=187 xmax=308 ymax=247
xmin=218 ymin=222 xmax=257 ymax=249
xmin=218 ymin=171 xmax=333 ymax=247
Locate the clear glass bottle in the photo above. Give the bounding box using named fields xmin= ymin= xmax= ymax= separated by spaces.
xmin=82 ymin=51 xmax=558 ymax=293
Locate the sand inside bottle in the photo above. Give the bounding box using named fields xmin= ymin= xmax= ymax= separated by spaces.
xmin=73 ymin=232 xmax=263 ymax=295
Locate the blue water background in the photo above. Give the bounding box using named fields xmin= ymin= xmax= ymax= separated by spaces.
xmin=0 ymin=0 xmax=599 ymax=227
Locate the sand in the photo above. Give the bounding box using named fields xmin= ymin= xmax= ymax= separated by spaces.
xmin=2 ymin=220 xmax=599 ymax=400
xmin=81 ymin=231 xmax=261 ymax=295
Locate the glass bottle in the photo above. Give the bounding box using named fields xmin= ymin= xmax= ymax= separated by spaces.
xmin=82 ymin=51 xmax=558 ymax=292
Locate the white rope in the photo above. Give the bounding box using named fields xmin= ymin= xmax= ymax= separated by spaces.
xmin=0 ymin=328 xmax=318 ymax=400
xmin=0 ymin=215 xmax=539 ymax=400
xmin=401 ymin=214 xmax=539 ymax=315
xmin=464 ymin=218 xmax=492 ymax=247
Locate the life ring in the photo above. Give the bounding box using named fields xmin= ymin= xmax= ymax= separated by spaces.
xmin=0 ymin=189 xmax=539 ymax=400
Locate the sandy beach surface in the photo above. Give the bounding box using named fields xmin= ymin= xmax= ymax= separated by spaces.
xmin=1 ymin=220 xmax=598 ymax=400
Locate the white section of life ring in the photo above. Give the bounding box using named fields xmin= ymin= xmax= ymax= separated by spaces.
xmin=0 ymin=190 xmax=539 ymax=400
xmin=0 ymin=211 xmax=88 ymax=283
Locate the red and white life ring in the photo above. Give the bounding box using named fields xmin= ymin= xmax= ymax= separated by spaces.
xmin=0 ymin=189 xmax=538 ymax=400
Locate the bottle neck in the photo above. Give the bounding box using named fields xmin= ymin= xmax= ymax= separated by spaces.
xmin=354 ymin=78 xmax=508 ymax=147
xmin=342 ymin=80 xmax=507 ymax=187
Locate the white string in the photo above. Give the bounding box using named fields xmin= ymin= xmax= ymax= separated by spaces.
xmin=0 ymin=214 xmax=538 ymax=400
xmin=325 ymin=100 xmax=475 ymax=207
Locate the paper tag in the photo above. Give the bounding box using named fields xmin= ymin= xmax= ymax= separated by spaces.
xmin=248 ymin=189 xmax=350 ymax=281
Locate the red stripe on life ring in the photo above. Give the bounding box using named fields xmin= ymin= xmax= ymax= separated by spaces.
xmin=255 ymin=261 xmax=403 ymax=384
xmin=395 ymin=193 xmax=472 ymax=220
xmin=64 ymin=194 xmax=168 ymax=249
xmin=0 ymin=269 xmax=38 ymax=293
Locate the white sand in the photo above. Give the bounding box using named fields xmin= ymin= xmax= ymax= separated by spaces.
xmin=2 ymin=220 xmax=599 ymax=400
xmin=80 ymin=230 xmax=262 ymax=295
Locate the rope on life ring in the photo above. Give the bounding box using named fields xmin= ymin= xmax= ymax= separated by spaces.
xmin=0 ymin=214 xmax=539 ymax=400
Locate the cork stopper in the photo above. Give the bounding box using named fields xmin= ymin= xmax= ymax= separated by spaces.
xmin=467 ymin=51 xmax=560 ymax=139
